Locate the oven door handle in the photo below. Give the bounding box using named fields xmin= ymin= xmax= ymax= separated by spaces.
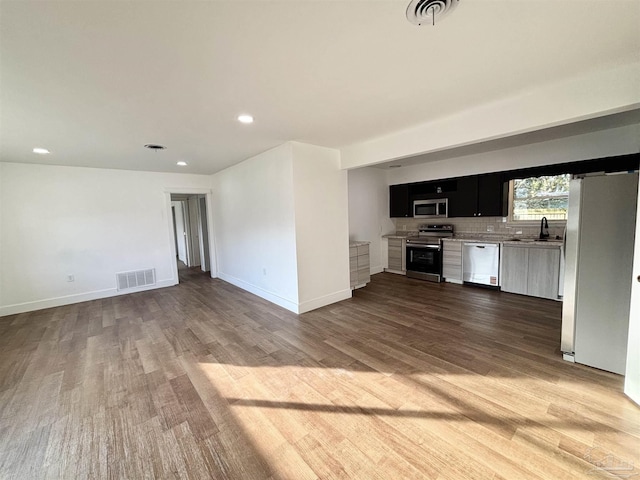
xmin=406 ymin=244 xmax=441 ymax=249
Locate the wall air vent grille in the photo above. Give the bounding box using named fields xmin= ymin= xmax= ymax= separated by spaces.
xmin=116 ymin=269 xmax=156 ymax=291
xmin=406 ymin=0 xmax=459 ymax=26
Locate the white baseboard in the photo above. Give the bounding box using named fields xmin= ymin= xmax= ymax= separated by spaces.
xmin=1 ymin=273 xmax=352 ymax=317
xmin=384 ymin=268 xmax=406 ymax=275
xmin=217 ymin=272 xmax=352 ymax=314
xmin=217 ymin=272 xmax=300 ymax=313
xmin=370 ymin=265 xmax=384 ymax=275
xmin=297 ymin=289 xmax=352 ymax=314
xmin=0 ymin=278 xmax=177 ymax=317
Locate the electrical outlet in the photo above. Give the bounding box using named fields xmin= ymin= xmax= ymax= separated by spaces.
xmin=67 ymin=274 xmax=74 ymax=282
xmin=486 ymin=225 xmax=495 ymax=233
xmin=516 ymin=230 xmax=523 ymax=235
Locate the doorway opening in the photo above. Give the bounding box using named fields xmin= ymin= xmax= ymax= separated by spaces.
xmin=170 ymin=193 xmax=212 ymax=284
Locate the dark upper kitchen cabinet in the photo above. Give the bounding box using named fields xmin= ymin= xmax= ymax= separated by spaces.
xmin=387 ymin=155 xmax=640 ymax=220
xmin=447 ymin=176 xmax=478 ymax=217
xmin=411 ymin=179 xmax=457 ymax=199
xmin=389 ymin=184 xmax=410 ymax=217
xmin=390 ymin=173 xmax=506 ymax=218
xmin=477 ymin=173 xmax=507 ymax=217
xmin=448 ymin=173 xmax=506 ymax=218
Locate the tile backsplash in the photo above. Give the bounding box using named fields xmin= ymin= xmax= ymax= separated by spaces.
xmin=394 ymin=217 xmax=566 ymax=239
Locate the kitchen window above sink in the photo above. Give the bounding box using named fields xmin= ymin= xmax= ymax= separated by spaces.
xmin=509 ymin=173 xmax=570 ymax=223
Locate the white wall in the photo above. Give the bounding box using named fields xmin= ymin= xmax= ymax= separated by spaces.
xmin=291 ymin=142 xmax=351 ymax=312
xmin=211 ymin=143 xmax=300 ymax=312
xmin=211 ymin=141 xmax=351 ymax=314
xmin=387 ymin=124 xmax=640 ymax=185
xmin=347 ymin=167 xmax=395 ymax=274
xmin=625 ymin=178 xmax=640 ymax=405
xmin=0 ymin=162 xmax=212 ymax=316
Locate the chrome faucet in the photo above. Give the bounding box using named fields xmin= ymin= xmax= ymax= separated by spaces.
xmin=539 ymin=216 xmax=550 ymax=240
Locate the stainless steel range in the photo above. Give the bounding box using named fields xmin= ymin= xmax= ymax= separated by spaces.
xmin=406 ymin=224 xmax=454 ymax=282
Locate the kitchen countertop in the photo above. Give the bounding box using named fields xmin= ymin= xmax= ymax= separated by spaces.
xmin=349 ymin=240 xmax=371 ymax=247
xmin=500 ymin=239 xmax=563 ymax=247
xmin=443 ymin=236 xmax=563 ymax=247
xmin=383 ymin=232 xmax=562 ymax=247
xmin=382 ymin=232 xmax=417 ymax=239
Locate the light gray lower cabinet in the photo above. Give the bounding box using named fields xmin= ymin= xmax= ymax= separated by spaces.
xmin=350 ymin=244 xmax=370 ymax=288
xmin=501 ymin=244 xmax=560 ymax=300
xmin=501 ymin=245 xmax=529 ymax=295
xmin=527 ymin=247 xmax=560 ymax=299
xmin=386 ymin=238 xmax=406 ymax=274
xmin=442 ymin=240 xmax=462 ymax=283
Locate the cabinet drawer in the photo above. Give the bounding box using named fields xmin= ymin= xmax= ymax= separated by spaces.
xmin=357 ymin=253 xmax=370 ymax=267
xmin=349 ymin=246 xmax=357 ymax=258
xmin=357 ymin=267 xmax=370 ymax=284
xmin=388 ymin=256 xmax=402 ymax=270
xmin=357 ymin=245 xmax=369 ymax=256
xmin=442 ymin=241 xmax=462 ymax=253
xmin=350 ymin=257 xmax=358 ymax=273
xmin=442 ymin=251 xmax=462 ymax=265
xmin=443 ymin=265 xmax=462 ymax=280
xmin=388 ymin=238 xmax=403 ymax=248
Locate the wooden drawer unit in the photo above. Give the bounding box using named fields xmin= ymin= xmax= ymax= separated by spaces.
xmin=442 ymin=240 xmax=462 ymax=283
xmin=386 ymin=237 xmax=406 ymax=274
xmin=350 ymin=243 xmax=371 ymax=288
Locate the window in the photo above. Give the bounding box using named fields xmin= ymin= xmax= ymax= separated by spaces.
xmin=510 ymin=174 xmax=570 ymax=222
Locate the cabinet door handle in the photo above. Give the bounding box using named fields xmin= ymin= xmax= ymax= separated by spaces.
xmin=637 ymin=275 xmax=640 ymax=283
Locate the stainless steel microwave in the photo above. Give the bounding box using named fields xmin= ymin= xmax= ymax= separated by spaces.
xmin=413 ymin=199 xmax=448 ymax=218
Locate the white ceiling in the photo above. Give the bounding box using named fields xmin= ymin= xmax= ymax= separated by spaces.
xmin=1 ymin=1 xmax=639 ymax=175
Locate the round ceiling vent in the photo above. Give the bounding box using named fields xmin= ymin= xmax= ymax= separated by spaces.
xmin=406 ymin=0 xmax=459 ymax=26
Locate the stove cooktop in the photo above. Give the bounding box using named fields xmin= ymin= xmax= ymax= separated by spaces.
xmin=406 ymin=224 xmax=454 ymax=245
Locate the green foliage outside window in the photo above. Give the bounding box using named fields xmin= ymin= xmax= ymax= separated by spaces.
xmin=512 ymin=174 xmax=570 ymax=221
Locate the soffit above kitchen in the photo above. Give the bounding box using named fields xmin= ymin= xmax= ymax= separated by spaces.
xmin=1 ymin=1 xmax=638 ymax=175
xmin=370 ymin=109 xmax=640 ymax=170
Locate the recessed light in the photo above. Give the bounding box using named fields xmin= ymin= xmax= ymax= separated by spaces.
xmin=237 ymin=114 xmax=254 ymax=124
xmin=144 ymin=144 xmax=166 ymax=150
xmin=176 ymin=161 xmax=188 ymax=166
xmin=33 ymin=148 xmax=50 ymax=154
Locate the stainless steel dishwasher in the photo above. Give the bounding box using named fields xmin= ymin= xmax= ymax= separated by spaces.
xmin=462 ymin=242 xmax=500 ymax=288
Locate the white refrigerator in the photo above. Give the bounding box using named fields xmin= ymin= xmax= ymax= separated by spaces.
xmin=561 ymin=172 xmax=638 ymax=375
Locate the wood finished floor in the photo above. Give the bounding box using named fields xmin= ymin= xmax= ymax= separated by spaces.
xmin=1 ymin=268 xmax=639 ymax=479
